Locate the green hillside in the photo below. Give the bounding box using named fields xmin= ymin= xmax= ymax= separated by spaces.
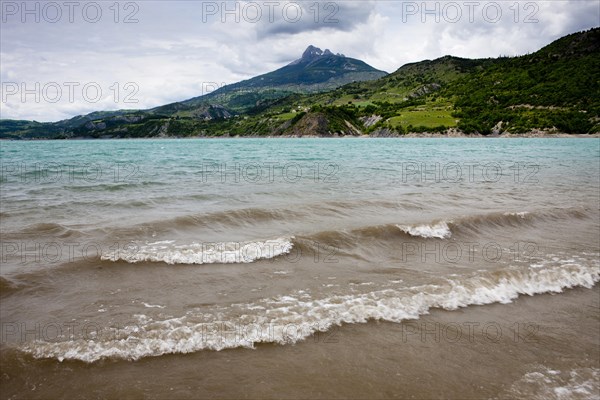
xmin=448 ymin=28 xmax=600 ymax=133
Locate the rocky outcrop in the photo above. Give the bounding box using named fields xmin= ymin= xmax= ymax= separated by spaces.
xmin=369 ymin=128 xmax=399 ymax=137
xmin=191 ymin=104 xmax=232 ymax=120
xmin=286 ymin=112 xmax=330 ymax=136
xmin=409 ymin=83 xmax=442 ymax=99
xmin=360 ymin=115 xmax=383 ymax=128
xmin=283 ymin=112 xmax=362 ymax=137
xmin=84 ymin=121 xmax=106 ymax=130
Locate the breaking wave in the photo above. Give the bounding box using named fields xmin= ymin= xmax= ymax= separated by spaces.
xmin=20 ymin=259 xmax=599 ymax=362
xmin=101 ymin=237 xmax=294 ymax=265
xmin=397 ymin=221 xmax=452 ymax=239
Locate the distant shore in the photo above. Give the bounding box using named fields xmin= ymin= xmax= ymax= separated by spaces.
xmin=2 ymin=132 xmax=599 ymax=140
xmin=390 ymin=132 xmax=600 ymax=138
xmin=257 ymin=132 xmax=600 ymax=139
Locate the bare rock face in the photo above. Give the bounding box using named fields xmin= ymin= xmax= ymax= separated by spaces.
xmin=491 ymin=121 xmax=504 ymax=135
xmin=84 ymin=121 xmax=106 ymax=130
xmin=281 ymin=112 xmax=362 ymax=137
xmin=409 ymin=83 xmax=442 ymax=99
xmin=360 ymin=115 xmax=383 ymax=128
xmin=287 ymin=112 xmax=330 ymax=136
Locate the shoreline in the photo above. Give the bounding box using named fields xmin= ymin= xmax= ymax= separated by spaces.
xmin=2 ymin=133 xmax=599 ymax=141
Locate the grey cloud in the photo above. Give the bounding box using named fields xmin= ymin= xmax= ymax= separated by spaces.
xmin=253 ymin=1 xmax=376 ymax=38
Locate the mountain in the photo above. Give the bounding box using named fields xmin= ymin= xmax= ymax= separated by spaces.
xmin=170 ymin=45 xmax=387 ymax=113
xmin=215 ymin=45 xmax=385 ymax=91
xmin=2 ymin=29 xmax=599 ymax=139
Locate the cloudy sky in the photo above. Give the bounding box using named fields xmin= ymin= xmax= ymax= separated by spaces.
xmin=1 ymin=0 xmax=598 ymax=121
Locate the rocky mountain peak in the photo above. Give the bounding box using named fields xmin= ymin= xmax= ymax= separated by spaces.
xmin=302 ymin=45 xmax=324 ymax=59
xmin=289 ymin=45 xmax=343 ymax=65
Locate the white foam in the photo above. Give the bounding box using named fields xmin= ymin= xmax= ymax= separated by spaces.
xmin=101 ymin=237 xmax=294 ymax=265
xmin=504 ymin=211 xmax=530 ymax=218
xmin=508 ymin=366 xmax=599 ymax=400
xmin=20 ymin=260 xmax=599 ymax=363
xmin=142 ymin=302 xmax=165 ymax=309
xmin=397 ymin=221 xmax=452 ymax=239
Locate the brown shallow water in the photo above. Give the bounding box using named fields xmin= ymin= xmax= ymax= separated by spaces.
xmin=2 ymin=286 xmax=598 ymax=399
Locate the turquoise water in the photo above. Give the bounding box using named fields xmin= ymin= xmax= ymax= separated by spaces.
xmin=1 ymin=138 xmax=598 ymax=231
